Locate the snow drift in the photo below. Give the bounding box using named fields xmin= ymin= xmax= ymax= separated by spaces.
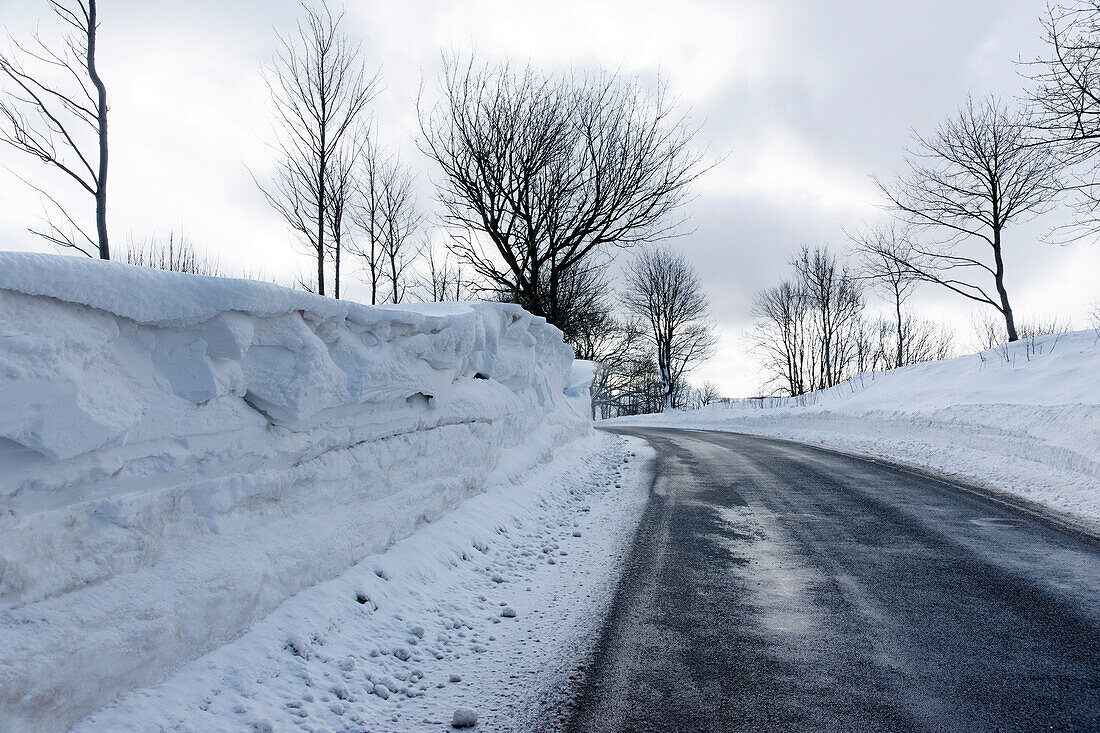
xmin=612 ymin=331 xmax=1100 ymax=526
xmin=0 ymin=252 xmax=585 ymax=732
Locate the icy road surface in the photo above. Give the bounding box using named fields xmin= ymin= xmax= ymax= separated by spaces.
xmin=563 ymin=427 xmax=1100 ymax=732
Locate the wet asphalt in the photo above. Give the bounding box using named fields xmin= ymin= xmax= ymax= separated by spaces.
xmin=560 ymin=427 xmax=1100 ymax=733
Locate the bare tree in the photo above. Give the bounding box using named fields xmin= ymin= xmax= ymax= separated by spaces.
xmin=324 ymin=135 xmax=360 ymax=299
xmin=0 ymin=0 xmax=109 ymax=258
xmin=543 ymin=255 xmax=619 ymax=355
xmin=346 ymin=139 xmax=418 ymax=303
xmin=420 ymin=58 xmax=707 ymax=341
xmin=582 ymin=316 xmax=645 ymax=419
xmin=876 ymin=96 xmax=1061 ymax=342
xmin=851 ymin=223 xmax=924 ymax=368
xmin=751 ymin=246 xmax=866 ymax=396
xmin=589 ymin=321 xmax=664 ymax=418
xmin=622 ymin=246 xmax=716 ymax=410
xmin=418 ymin=240 xmax=471 ymax=302
xmin=255 ymin=1 xmax=377 ymax=297
xmin=697 ymin=381 xmax=721 ymax=407
xmin=751 ymin=279 xmax=811 ymax=397
xmin=897 ymin=316 xmax=953 ymax=367
xmin=794 ymin=246 xmax=864 ymax=390
xmin=971 ymin=309 xmax=1006 ymax=351
xmin=378 ymin=158 xmax=420 ymax=304
xmin=856 ymin=314 xmax=953 ymax=372
xmin=567 ymin=266 xmax=618 ymax=361
xmin=1026 ymin=1 xmax=1100 ymax=233
xmin=348 ymin=135 xmax=385 ymax=303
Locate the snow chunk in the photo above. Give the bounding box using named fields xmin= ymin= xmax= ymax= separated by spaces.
xmin=452 ymin=707 xmax=478 ymax=728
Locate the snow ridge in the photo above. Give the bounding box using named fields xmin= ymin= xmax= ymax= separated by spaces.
xmin=0 ymin=252 xmax=583 ymax=732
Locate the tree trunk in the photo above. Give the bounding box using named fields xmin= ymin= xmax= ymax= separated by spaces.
xmin=316 ymin=126 xmax=326 ymax=295
xmin=391 ymin=258 xmax=399 ymax=303
xmin=370 ymin=220 xmax=377 ymax=304
xmin=86 ymin=0 xmax=110 ymax=260
xmin=992 ymin=228 xmax=1017 ymax=342
xmin=659 ymin=342 xmax=673 ymax=411
xmin=894 ymin=288 xmax=904 ymax=368
xmin=334 ymin=228 xmax=341 ymax=300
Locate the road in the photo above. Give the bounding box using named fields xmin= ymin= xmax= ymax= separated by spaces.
xmin=561 ymin=427 xmax=1100 ymax=732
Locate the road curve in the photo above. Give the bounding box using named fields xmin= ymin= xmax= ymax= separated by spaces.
xmin=561 ymin=427 xmax=1100 ymax=732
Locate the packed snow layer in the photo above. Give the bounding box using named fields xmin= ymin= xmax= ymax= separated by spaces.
xmin=0 ymin=252 xmax=585 ymax=732
xmin=72 ymin=431 xmax=652 ymax=732
xmin=612 ymin=331 xmax=1100 ymax=526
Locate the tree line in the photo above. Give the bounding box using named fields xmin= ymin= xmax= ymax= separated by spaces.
xmin=750 ymin=1 xmax=1100 ymax=395
xmin=0 ymin=0 xmax=719 ymax=413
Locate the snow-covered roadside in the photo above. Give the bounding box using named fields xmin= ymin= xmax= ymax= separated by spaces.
xmin=0 ymin=252 xmax=603 ymax=730
xmin=610 ymin=331 xmax=1100 ymax=528
xmin=72 ymin=429 xmax=652 ymax=732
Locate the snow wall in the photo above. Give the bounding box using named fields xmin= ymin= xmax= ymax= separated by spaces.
xmin=0 ymin=252 xmax=587 ymax=732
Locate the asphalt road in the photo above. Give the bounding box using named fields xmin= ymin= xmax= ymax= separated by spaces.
xmin=561 ymin=427 xmax=1100 ymax=733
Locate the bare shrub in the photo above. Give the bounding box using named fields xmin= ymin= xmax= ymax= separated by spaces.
xmin=125 ymin=232 xmax=220 ymax=276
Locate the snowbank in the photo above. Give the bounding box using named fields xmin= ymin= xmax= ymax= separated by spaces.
xmin=612 ymin=331 xmax=1100 ymax=526
xmin=0 ymin=252 xmax=585 ymax=732
xmin=72 ymin=431 xmax=653 ymax=733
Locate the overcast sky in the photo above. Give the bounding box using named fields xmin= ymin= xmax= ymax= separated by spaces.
xmin=1 ymin=0 xmax=1095 ymax=396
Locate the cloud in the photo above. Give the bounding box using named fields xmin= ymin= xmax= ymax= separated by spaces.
xmin=699 ymin=127 xmax=880 ymax=218
xmin=424 ymin=0 xmax=777 ymax=102
xmin=0 ymin=0 xmax=1091 ymax=398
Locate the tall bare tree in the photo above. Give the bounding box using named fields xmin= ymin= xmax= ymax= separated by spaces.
xmin=622 ymin=246 xmax=716 ymax=411
xmin=0 ymin=0 xmax=110 ymax=258
xmin=564 ymin=260 xmax=617 ymax=360
xmin=256 ymin=1 xmax=377 ymax=297
xmin=876 ymin=96 xmax=1060 ymax=342
xmin=752 ymin=279 xmax=811 ymax=397
xmin=420 ymin=58 xmax=707 ymax=341
xmin=1027 ymin=1 xmax=1100 ymax=232
xmin=752 ymin=246 xmax=866 ymax=396
xmin=324 ymin=136 xmax=359 ymax=300
xmin=349 ymin=139 xmax=417 ymax=303
xmin=851 ymin=223 xmax=922 ymax=368
xmin=794 ymin=246 xmax=864 ymax=390
xmin=348 ymin=135 xmax=385 ymax=303
xmin=378 ymin=158 xmax=419 ymax=304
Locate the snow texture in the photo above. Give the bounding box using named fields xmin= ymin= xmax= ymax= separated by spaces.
xmin=613 ymin=331 xmax=1100 ymax=526
xmin=71 ymin=430 xmax=651 ymax=732
xmin=0 ymin=252 xmax=598 ymax=732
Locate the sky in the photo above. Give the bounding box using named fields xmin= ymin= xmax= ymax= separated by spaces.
xmin=1 ymin=0 xmax=1096 ymax=396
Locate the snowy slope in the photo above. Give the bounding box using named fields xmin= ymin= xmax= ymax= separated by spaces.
xmin=0 ymin=252 xmax=589 ymax=732
xmin=612 ymin=332 xmax=1100 ymax=526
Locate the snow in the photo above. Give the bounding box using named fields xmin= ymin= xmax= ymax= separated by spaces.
xmin=0 ymin=252 xmax=636 ymax=732
xmin=452 ymin=708 xmax=479 ymax=728
xmin=71 ymin=430 xmax=651 ymax=732
xmin=611 ymin=330 xmax=1100 ymax=527
xmin=563 ymin=359 xmax=597 ymax=420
